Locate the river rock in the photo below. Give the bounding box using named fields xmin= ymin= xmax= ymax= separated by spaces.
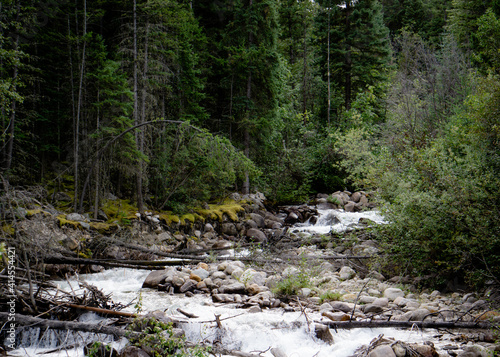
xmin=219 ymin=282 xmax=246 ymax=294
xmin=240 ymin=268 xmax=267 ymax=286
xmin=180 ymin=279 xmax=197 ymax=293
xmin=363 ymin=304 xmax=385 ymax=314
xmin=384 ymin=287 xmax=405 ymax=301
xmin=457 ymin=345 xmax=490 ymax=357
xmin=315 ymin=324 xmax=334 ymax=344
xmin=190 ymin=268 xmax=209 ymax=282
xmin=322 ymin=311 xmax=350 ymax=321
xmin=211 ymin=271 xmax=227 ymax=280
xmin=142 ymin=269 xmax=175 ymax=289
xmin=66 ymin=213 xmax=86 ymax=221
xmin=249 ymin=213 xmax=265 ymax=228
xmin=330 ymin=301 xmax=353 ymax=313
xmin=231 ymin=268 xmax=244 ymax=280
xmin=339 ymin=266 xmax=356 ymax=280
xmin=119 ymin=345 xmax=149 ymax=357
xmin=247 ymin=283 xmax=263 ymax=295
xmin=368 ymin=345 xmax=396 ymax=357
xmin=245 ymin=228 xmax=267 ymax=243
xmin=412 ymin=344 xmax=439 ymax=357
xmin=221 ymin=223 xmax=238 ymax=236
xmin=344 ymin=201 xmax=356 ymax=212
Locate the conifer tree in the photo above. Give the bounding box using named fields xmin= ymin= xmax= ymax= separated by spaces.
xmin=317 ymin=0 xmax=390 ymax=120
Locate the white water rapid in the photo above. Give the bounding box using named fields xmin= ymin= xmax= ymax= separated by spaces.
xmin=10 ymin=209 xmax=436 ymax=357
xmin=294 ymin=209 xmax=386 ymax=235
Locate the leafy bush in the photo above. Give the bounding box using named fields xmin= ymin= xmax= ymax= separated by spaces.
xmin=335 ymin=68 xmax=500 ymax=288
xmin=127 ymin=317 xmax=209 ymax=357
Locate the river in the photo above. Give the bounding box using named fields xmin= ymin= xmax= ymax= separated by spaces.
xmin=9 ymin=209 xmax=439 ymax=357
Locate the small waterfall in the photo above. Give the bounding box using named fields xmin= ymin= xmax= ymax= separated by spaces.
xmin=296 ymin=209 xmax=386 ymax=235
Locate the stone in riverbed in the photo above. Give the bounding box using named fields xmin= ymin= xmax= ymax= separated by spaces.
xmin=339 ymin=266 xmax=356 ymax=280
xmin=322 ymin=311 xmax=350 ymax=321
xmin=180 ymin=279 xmax=197 ymax=293
xmin=245 ymin=228 xmax=267 ymax=243
xmin=330 ymin=301 xmax=353 ymax=313
xmin=219 ymin=282 xmax=246 ymax=294
xmin=315 ymin=324 xmax=334 ymax=345
xmin=119 ymin=345 xmax=149 ymax=357
xmin=363 ymin=304 xmax=385 ymax=314
xmin=368 ymin=345 xmax=396 ymax=357
xmin=384 ymin=287 xmax=405 ymax=301
xmin=190 ymin=268 xmax=209 ymax=282
xmin=142 ymin=269 xmax=175 ymax=289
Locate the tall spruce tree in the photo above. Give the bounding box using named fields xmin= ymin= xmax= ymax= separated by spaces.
xmin=317 ymin=0 xmax=390 ymax=120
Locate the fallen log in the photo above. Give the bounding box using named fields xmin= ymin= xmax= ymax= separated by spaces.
xmin=44 ymin=255 xmax=186 ymax=269
xmin=64 ymin=303 xmax=137 ymax=318
xmin=317 ymin=319 xmax=493 ymax=330
xmin=0 ymin=312 xmax=134 ymax=338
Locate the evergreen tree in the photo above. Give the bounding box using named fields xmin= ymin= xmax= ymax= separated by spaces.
xmin=317 ymin=0 xmax=390 ymax=120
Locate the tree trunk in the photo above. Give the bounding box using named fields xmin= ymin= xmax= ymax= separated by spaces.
xmin=74 ymin=0 xmax=87 ymax=211
xmin=0 ymin=312 xmax=135 ymax=338
xmin=319 ymin=319 xmax=493 ymax=330
xmin=133 ymin=0 xmax=144 ymax=214
xmin=327 ymin=3 xmax=331 ymax=126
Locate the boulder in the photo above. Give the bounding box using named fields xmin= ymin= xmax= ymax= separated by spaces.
xmin=119 ymin=345 xmax=149 ymax=357
xmin=384 ymin=288 xmax=405 ymax=301
xmin=249 ymin=213 xmax=266 ymax=228
xmin=322 ymin=311 xmax=350 ymax=321
xmin=363 ymin=304 xmax=385 ymax=314
xmin=315 ymin=324 xmax=334 ymax=345
xmin=245 ymin=228 xmax=267 ymax=243
xmin=344 ymin=201 xmax=356 ymax=212
xmin=339 ymin=266 xmax=356 ymax=280
xmin=368 ymin=345 xmax=396 ymax=357
xmin=66 ymin=213 xmax=86 ymax=221
xmin=180 ymin=279 xmax=197 ymax=293
xmin=221 ymin=223 xmax=238 ymax=236
xmin=142 ymin=269 xmax=174 ymax=289
xmin=240 ymin=269 xmax=267 ymax=286
xmin=330 ymin=301 xmax=353 ymax=313
xmin=219 ymin=282 xmax=246 ymax=294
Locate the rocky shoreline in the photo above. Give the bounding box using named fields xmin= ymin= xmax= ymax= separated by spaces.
xmin=2 ymin=190 xmax=499 ymax=357
xmin=138 ymin=256 xmax=499 ymax=357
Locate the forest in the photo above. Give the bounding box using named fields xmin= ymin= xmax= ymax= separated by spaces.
xmin=1 ymin=0 xmax=499 ymax=286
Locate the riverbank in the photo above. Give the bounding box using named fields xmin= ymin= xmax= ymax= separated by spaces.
xmin=1 ymin=191 xmax=499 ymax=357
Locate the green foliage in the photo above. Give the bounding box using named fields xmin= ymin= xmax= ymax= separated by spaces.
xmin=273 ymin=260 xmax=312 ymax=297
xmin=319 ymin=291 xmax=343 ymax=303
xmin=150 ymin=124 xmax=258 ymax=210
xmin=127 ymin=317 xmax=209 ymax=357
xmin=337 ymin=70 xmax=500 ymax=288
xmin=473 ymin=8 xmax=500 ymax=74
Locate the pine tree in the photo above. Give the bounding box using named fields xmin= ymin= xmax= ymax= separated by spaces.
xmin=317 ymin=0 xmax=390 ymax=120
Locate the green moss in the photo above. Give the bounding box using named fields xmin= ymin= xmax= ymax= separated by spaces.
xmin=57 ymin=215 xmax=82 ymax=229
xmin=26 ymin=209 xmax=52 ymax=217
xmin=180 ymin=213 xmax=204 ymax=225
xmin=196 ymin=201 xmax=244 ymax=222
xmin=158 ymin=212 xmax=180 ymax=225
xmin=88 ymin=222 xmax=119 ymax=234
xmin=2 ymin=225 xmax=15 ymax=235
xmin=101 ymin=199 xmax=138 ymax=222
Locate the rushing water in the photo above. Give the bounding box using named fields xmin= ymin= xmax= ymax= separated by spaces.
xmin=10 ymin=209 xmax=436 ymax=357
xmin=294 ymin=209 xmax=386 ymax=235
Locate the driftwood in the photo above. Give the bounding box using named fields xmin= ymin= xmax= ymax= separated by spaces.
xmin=0 ymin=312 xmax=134 ymax=338
xmin=318 ymin=319 xmax=493 ymax=330
xmin=96 ymin=237 xmax=375 ymax=265
xmin=63 ymin=303 xmax=137 ymax=318
xmin=44 ymin=255 xmax=186 ymax=270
